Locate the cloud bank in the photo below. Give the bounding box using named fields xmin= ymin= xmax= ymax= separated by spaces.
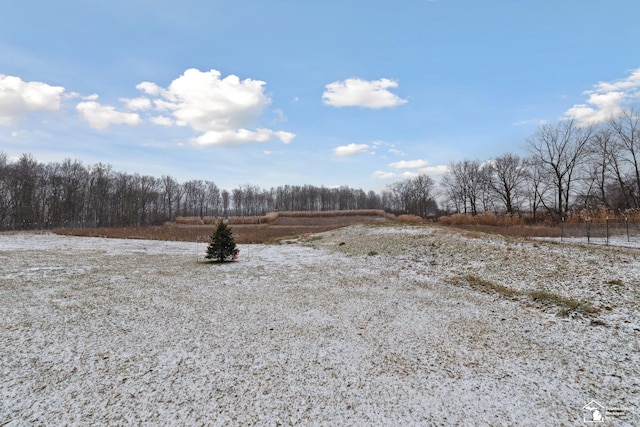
xmin=136 ymin=68 xmax=295 ymax=146
xmin=374 ymin=159 xmax=448 ymax=180
xmin=5 ymin=68 xmax=297 ymax=144
xmin=0 ymin=75 xmax=65 ymax=126
xmin=334 ymin=143 xmax=370 ymax=156
xmin=565 ymin=68 xmax=640 ymax=124
xmin=322 ymin=78 xmax=408 ymax=109
xmin=76 ymin=99 xmax=142 ymax=130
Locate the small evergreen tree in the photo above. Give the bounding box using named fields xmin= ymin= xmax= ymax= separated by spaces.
xmin=206 ymin=220 xmax=238 ymax=262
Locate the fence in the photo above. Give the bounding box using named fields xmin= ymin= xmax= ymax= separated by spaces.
xmin=560 ymin=218 xmax=640 ymax=247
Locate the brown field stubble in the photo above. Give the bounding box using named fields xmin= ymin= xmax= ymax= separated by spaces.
xmin=53 ymin=215 xmax=390 ymax=244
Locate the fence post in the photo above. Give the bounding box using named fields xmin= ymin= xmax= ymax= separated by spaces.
xmin=561 ymin=217 xmax=564 ymax=242
xmin=606 ymin=216 xmax=609 ymax=246
xmin=586 ymin=218 xmax=591 ymax=244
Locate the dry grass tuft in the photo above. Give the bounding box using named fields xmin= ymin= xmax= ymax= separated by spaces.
xmin=450 ymin=275 xmax=600 ymax=317
xmin=527 ymin=290 xmax=599 ymax=316
xmin=453 ymin=275 xmax=519 ymax=298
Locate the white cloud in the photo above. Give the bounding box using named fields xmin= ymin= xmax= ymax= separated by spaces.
xmin=565 ymin=68 xmax=640 ymax=124
xmin=334 ymin=143 xmax=370 ymax=156
xmin=322 ymin=78 xmax=408 ymax=109
xmin=402 ymin=171 xmax=419 ymax=179
xmin=565 ymin=91 xmax=627 ymax=124
xmin=377 ymin=159 xmax=448 ymax=181
xmin=192 ymin=128 xmax=294 ymax=147
xmin=150 ymin=115 xmax=174 ymax=126
xmin=137 ymin=68 xmax=295 ymax=146
xmin=388 ymin=159 xmax=428 ymax=169
xmin=0 ymin=74 xmax=65 ymax=126
xmin=76 ymin=101 xmax=142 ymax=130
xmin=121 ymin=96 xmax=152 ymax=111
xmin=370 ymin=140 xmax=404 ymax=156
xmin=593 ymin=68 xmax=640 ymax=92
xmin=417 ymin=165 xmax=449 ymax=175
xmin=272 ymin=108 xmax=287 ymax=124
xmin=64 ymin=92 xmax=81 ymax=100
xmin=373 ymin=170 xmax=397 ymax=179
xmin=512 ymin=118 xmax=547 ymax=127
xmin=275 ymin=130 xmax=295 ymax=144
xmin=136 ymin=81 xmax=162 ymax=96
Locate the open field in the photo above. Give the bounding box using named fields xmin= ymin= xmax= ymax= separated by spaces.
xmin=1 ymin=225 xmax=639 ymax=425
xmin=52 ymin=215 xmax=391 ymax=244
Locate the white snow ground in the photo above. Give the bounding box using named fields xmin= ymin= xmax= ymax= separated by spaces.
xmin=0 ymin=225 xmax=638 ymax=426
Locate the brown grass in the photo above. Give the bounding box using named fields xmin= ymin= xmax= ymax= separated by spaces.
xmin=175 ymin=210 xmax=389 ymax=226
xmin=438 ymin=212 xmax=561 ymax=238
xmin=449 ymin=274 xmax=599 ymax=317
xmin=448 ymin=224 xmax=561 ymax=238
xmin=276 ymin=209 xmax=386 ymax=218
xmin=397 ymin=214 xmax=424 ymax=223
xmin=53 ymin=213 xmax=391 ymax=244
xmin=439 ymin=212 xmax=527 ymax=227
xmin=563 ymin=207 xmax=640 ymax=223
xmin=452 ymin=274 xmax=519 ymax=298
xmin=528 ymin=289 xmax=600 ymax=316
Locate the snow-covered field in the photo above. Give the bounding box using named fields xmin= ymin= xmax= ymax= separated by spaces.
xmin=1 ymin=225 xmax=638 ymax=426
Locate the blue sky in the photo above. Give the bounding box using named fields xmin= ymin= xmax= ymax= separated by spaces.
xmin=1 ymin=0 xmax=639 ymax=192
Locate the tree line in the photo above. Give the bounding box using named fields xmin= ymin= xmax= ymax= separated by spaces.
xmin=440 ymin=108 xmax=640 ymax=219
xmin=2 ymin=107 xmax=636 ymax=230
xmin=0 ymin=153 xmax=438 ymax=230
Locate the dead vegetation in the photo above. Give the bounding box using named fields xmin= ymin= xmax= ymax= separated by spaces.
xmin=437 ymin=209 xmax=640 ymax=239
xmin=448 ymin=274 xmax=600 ymax=318
xmin=54 ymin=211 xmax=394 ymax=244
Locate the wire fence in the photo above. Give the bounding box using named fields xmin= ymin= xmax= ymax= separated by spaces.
xmin=560 ymin=218 xmax=640 ymax=247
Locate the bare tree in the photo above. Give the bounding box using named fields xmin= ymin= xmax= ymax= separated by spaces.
xmin=221 ymin=189 xmax=230 ymax=218
xmin=582 ymin=127 xmax=616 ymax=208
xmin=526 ymin=120 xmax=594 ymax=216
xmin=205 ymin=181 xmax=220 ymax=217
xmin=608 ymin=108 xmax=640 ymax=208
xmin=7 ymin=154 xmax=44 ymax=228
xmin=0 ymin=152 xmax=10 ymax=228
xmin=161 ymin=175 xmax=179 ymax=221
xmin=86 ymin=163 xmax=114 ymax=227
xmin=388 ymin=174 xmax=437 ymax=217
xmin=440 ymin=160 xmax=483 ymax=215
xmin=485 ymin=153 xmax=526 ymax=214
xmin=522 ymin=156 xmax=548 ymax=219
